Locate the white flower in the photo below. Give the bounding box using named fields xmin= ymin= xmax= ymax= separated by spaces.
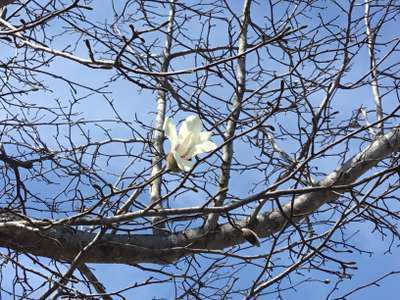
xmin=163 ymin=115 xmax=217 ymax=172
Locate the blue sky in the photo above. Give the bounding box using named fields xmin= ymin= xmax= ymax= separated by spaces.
xmin=0 ymin=1 xmax=400 ymax=299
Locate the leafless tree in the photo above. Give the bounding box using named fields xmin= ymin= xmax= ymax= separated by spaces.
xmin=0 ymin=0 xmax=399 ymax=299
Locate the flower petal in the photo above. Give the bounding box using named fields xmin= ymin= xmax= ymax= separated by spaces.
xmin=177 ymin=115 xmax=203 ymax=156
xmin=173 ymin=151 xmax=194 ymax=172
xmin=188 ymin=141 xmax=217 ymax=158
xmin=199 ymin=131 xmax=212 ymax=142
xmin=163 ymin=117 xmax=177 ymax=146
xmin=178 ymin=115 xmax=202 ymax=141
xmin=178 ymin=133 xmax=195 ymax=158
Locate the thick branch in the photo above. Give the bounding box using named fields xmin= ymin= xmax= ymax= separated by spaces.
xmin=205 ymin=0 xmax=251 ymax=230
xmin=364 ymin=0 xmax=383 ymax=135
xmin=0 ymin=127 xmax=399 ymax=265
xmin=149 ymin=0 xmax=176 ymax=235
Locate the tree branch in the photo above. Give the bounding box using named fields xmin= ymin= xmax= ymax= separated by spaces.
xmin=0 ymin=126 xmax=399 ymax=265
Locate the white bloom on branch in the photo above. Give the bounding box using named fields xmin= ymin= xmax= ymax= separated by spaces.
xmin=163 ymin=115 xmax=217 ymax=172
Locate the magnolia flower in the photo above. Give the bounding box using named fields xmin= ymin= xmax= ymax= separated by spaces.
xmin=163 ymin=115 xmax=217 ymax=172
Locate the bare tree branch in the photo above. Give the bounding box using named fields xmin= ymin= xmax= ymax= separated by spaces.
xmin=0 ymin=125 xmax=399 ymax=265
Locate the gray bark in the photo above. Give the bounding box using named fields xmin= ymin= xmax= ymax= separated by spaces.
xmin=1 ymin=126 xmax=399 ymax=265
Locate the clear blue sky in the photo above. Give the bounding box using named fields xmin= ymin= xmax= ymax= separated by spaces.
xmin=1 ymin=1 xmax=399 ymax=299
